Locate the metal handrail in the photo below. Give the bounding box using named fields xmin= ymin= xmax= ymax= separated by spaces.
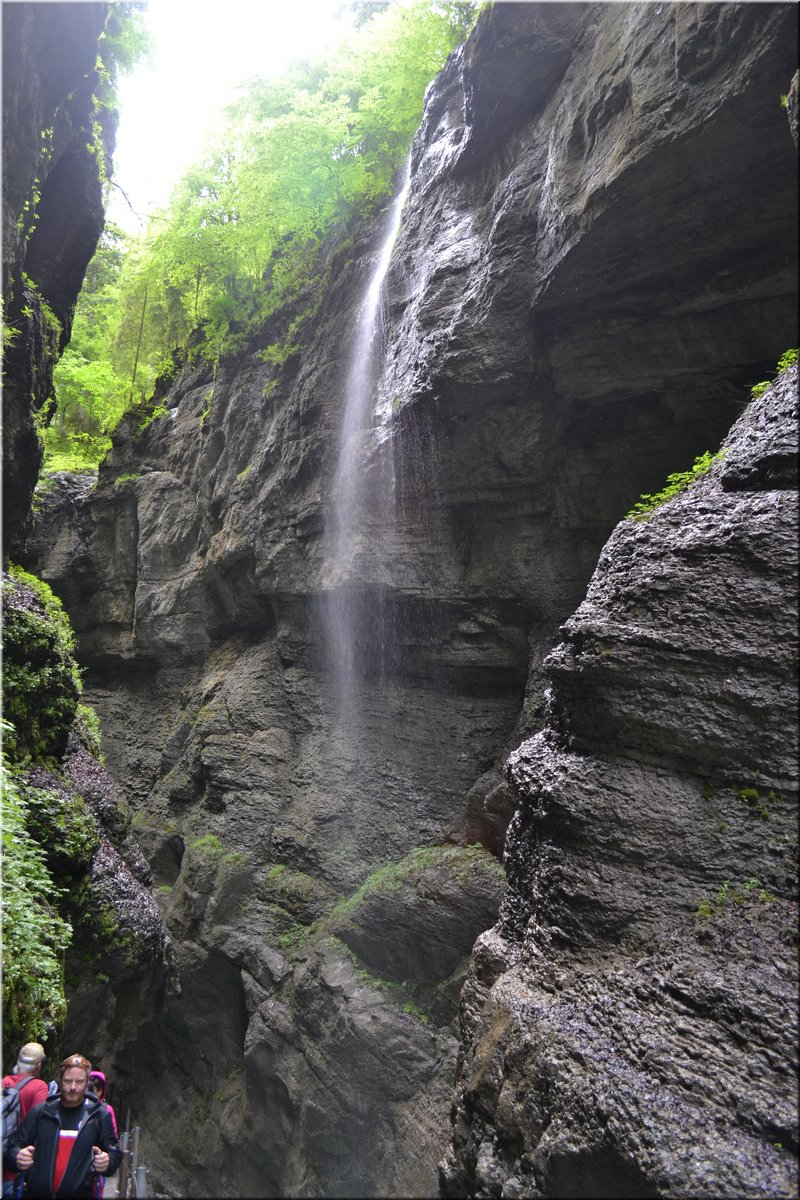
xmin=117 ymin=1130 xmax=131 ymax=1198
xmin=114 ymin=1125 xmax=148 ymax=1198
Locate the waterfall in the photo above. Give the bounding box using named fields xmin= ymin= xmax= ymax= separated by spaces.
xmin=321 ymin=157 xmax=412 ymax=711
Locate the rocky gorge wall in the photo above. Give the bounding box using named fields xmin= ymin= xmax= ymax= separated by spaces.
xmin=21 ymin=3 xmax=799 ymax=1197
xmin=2 ymin=1 xmax=114 ymax=556
xmin=2 ymin=1 xmax=173 ymax=1071
xmin=441 ymin=362 xmax=799 ymax=1199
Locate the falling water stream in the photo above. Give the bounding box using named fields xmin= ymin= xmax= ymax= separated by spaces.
xmin=321 ymin=157 xmax=413 ymax=713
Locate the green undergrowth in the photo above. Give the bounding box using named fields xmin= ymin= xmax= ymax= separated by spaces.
xmin=190 ymin=832 xmax=249 ymax=867
xmin=627 ymin=348 xmax=797 ymax=523
xmin=1 ymin=740 xmax=72 ymax=1042
xmin=737 ymin=785 xmax=780 ymax=822
xmin=275 ymin=843 xmax=502 ymax=955
xmin=0 ymin=564 xmax=137 ymax=1047
xmin=626 ymin=449 xmax=727 ymax=521
xmin=75 ymin=702 xmax=104 ymax=762
xmin=694 ymin=876 xmax=776 ymax=919
xmin=23 ymin=784 xmax=101 ymax=869
xmin=341 ymin=843 xmax=501 ymax=915
xmin=68 ymin=883 xmax=140 ymax=973
xmin=749 ymin=347 xmax=797 ymax=399
xmin=1 ymin=564 xmax=82 ymax=761
xmin=191 ymin=833 xmax=224 ymax=856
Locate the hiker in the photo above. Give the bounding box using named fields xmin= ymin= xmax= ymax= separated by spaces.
xmin=2 ymin=1043 xmax=49 ymax=1198
xmin=84 ymin=1074 xmax=118 ymax=1198
xmin=86 ymin=1075 xmax=117 ymax=1137
xmin=4 ymin=1053 xmax=121 ymax=1199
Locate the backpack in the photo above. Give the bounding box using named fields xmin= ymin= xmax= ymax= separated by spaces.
xmin=1 ymin=1076 xmax=34 ymax=1150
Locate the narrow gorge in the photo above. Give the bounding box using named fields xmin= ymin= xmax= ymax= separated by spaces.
xmin=2 ymin=3 xmax=797 ymax=1198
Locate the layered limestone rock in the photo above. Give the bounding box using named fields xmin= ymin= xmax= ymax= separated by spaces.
xmin=441 ymin=369 xmax=798 ymax=1198
xmin=2 ymin=1 xmax=112 ymax=555
xmin=25 ymin=2 xmax=798 ymax=1196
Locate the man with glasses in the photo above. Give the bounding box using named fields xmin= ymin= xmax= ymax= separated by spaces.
xmin=3 ymin=1054 xmax=121 ymax=1198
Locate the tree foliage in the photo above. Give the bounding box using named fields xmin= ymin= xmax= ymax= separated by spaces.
xmin=45 ymin=0 xmax=481 ymax=471
xmin=42 ymin=1 xmax=151 ymax=471
xmin=45 ymin=223 xmax=130 ymax=470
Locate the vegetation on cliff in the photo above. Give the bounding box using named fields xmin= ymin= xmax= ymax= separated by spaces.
xmin=1 ymin=566 xmax=82 ymax=762
xmin=44 ymin=1 xmax=480 ymax=471
xmin=625 ymin=347 xmax=798 ymax=521
xmin=0 ymin=566 xmax=157 ymax=1050
xmin=1 ymin=567 xmax=82 ymax=1045
xmin=1 ymin=739 xmax=72 ymax=1044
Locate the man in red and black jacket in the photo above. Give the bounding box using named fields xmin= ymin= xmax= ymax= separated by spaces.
xmin=2 ymin=1043 xmax=49 ymax=1197
xmin=4 ymin=1054 xmax=121 ymax=1199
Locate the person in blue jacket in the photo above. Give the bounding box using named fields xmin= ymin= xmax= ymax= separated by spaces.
xmin=3 ymin=1054 xmax=121 ymax=1198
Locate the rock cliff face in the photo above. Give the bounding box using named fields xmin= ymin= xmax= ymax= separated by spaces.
xmin=440 ymin=365 xmax=799 ymax=1199
xmin=1 ymin=1 xmax=173 ymax=1071
xmin=24 ymin=3 xmax=798 ymax=1197
xmin=2 ymin=0 xmax=112 ymax=557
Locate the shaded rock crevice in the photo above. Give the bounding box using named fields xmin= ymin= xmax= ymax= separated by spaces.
xmin=2 ymin=0 xmax=113 ymax=557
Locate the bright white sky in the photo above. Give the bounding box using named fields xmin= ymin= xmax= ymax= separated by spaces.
xmin=107 ymin=0 xmax=355 ymax=232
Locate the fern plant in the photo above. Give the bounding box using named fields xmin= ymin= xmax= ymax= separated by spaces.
xmin=1 ymin=740 xmax=73 ymax=1046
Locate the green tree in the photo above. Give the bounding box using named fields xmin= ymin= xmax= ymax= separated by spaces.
xmin=41 ymin=1 xmax=152 ymax=472
xmin=121 ymin=0 xmax=482 ymax=363
xmin=45 ymin=224 xmax=131 ymax=470
xmin=48 ymin=0 xmax=482 ymax=466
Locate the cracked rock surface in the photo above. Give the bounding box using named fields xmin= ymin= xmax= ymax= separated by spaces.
xmin=22 ymin=2 xmax=799 ymax=1196
xmin=441 ymin=371 xmax=798 ymax=1198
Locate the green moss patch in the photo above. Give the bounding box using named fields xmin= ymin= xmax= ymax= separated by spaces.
xmin=327 ymin=843 xmax=503 ymax=924
xmin=2 ymin=566 xmax=82 ymax=762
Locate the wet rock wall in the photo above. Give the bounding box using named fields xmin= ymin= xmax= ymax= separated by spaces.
xmin=2 ymin=0 xmax=112 ymax=555
xmin=23 ymin=3 xmax=799 ymax=1196
xmin=441 ymin=366 xmax=798 ymax=1200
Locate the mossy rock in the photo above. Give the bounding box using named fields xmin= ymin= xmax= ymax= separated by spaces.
xmin=21 ymin=773 xmax=101 ymax=873
xmin=1 ymin=567 xmax=81 ymax=762
xmin=323 ymin=844 xmax=506 ymax=997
